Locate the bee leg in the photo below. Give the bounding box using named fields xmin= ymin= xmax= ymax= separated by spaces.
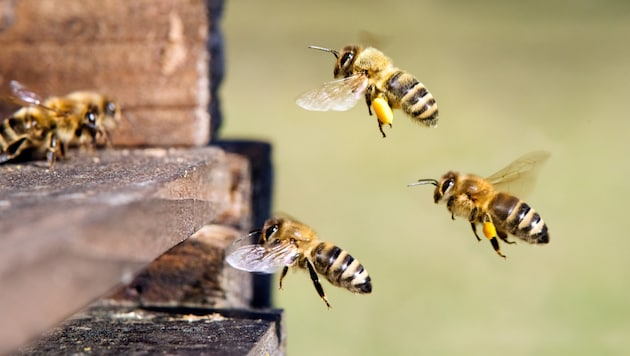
xmin=372 ymin=95 xmax=393 ymax=138
xmin=469 ymin=223 xmax=482 ymax=242
xmin=279 ymin=266 xmax=289 ymax=290
xmin=497 ymin=230 xmax=515 ymax=244
xmin=46 ymin=133 xmax=59 ymax=168
xmin=468 ymin=208 xmax=481 ymax=241
xmin=489 ymin=237 xmax=506 ymax=259
xmin=305 ymin=259 xmax=331 ymax=308
xmin=364 ymin=85 xmax=374 ymax=116
xmin=59 ymin=142 xmax=67 ymax=159
xmin=447 ymin=197 xmax=456 ymax=220
xmin=102 ymin=129 xmax=114 ymax=148
xmin=377 ymin=120 xmax=387 ymax=138
xmin=481 ymin=216 xmax=506 ymax=259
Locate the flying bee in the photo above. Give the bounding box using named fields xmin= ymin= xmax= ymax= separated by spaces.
xmin=226 ymin=216 xmax=372 ymax=308
xmin=409 ymin=151 xmax=551 ymax=258
xmin=0 ymin=81 xmax=107 ymax=167
xmin=296 ymin=45 xmax=438 ymax=138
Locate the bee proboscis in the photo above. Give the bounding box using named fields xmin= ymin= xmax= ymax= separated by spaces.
xmin=296 ymin=45 xmax=438 ymax=138
xmin=226 ymin=216 xmax=372 ymax=308
xmin=409 ymin=151 xmax=551 ymax=258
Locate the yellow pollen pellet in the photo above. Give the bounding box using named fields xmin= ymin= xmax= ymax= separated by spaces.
xmin=483 ymin=221 xmax=497 ymax=240
xmin=372 ymin=97 xmax=394 ymax=126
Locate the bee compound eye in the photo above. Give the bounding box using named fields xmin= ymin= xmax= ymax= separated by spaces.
xmin=264 ymin=224 xmax=279 ymax=239
xmin=87 ymin=111 xmax=97 ymax=125
xmin=441 ymin=178 xmax=454 ymax=195
xmin=340 ymin=52 xmax=354 ymax=67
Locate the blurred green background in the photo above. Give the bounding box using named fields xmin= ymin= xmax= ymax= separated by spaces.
xmin=220 ymin=1 xmax=630 ymax=355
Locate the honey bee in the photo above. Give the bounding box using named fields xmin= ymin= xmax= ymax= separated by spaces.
xmin=226 ymin=216 xmax=372 ymax=308
xmin=0 ymin=81 xmax=119 ymax=167
xmin=409 ymin=151 xmax=551 ymax=258
xmin=296 ymin=45 xmax=438 ymax=138
xmin=0 ymin=106 xmax=55 ymax=164
xmin=45 ymin=91 xmax=121 ymax=147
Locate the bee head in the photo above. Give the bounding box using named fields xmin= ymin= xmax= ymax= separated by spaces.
xmin=334 ymin=45 xmax=361 ymax=78
xmin=262 ymin=217 xmax=283 ymax=241
xmin=408 ymin=172 xmax=457 ymax=204
xmin=434 ymin=172 xmax=458 ymax=204
xmin=83 ymin=105 xmax=99 ymax=140
xmin=306 ymin=45 xmax=360 ymax=78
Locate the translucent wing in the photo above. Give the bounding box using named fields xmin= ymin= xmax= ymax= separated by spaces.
xmin=8 ymin=80 xmax=63 ymax=116
xmin=226 ymin=240 xmax=300 ymax=274
xmin=10 ymin=80 xmax=43 ymax=106
xmin=487 ymin=150 xmax=551 ymax=196
xmin=296 ymin=74 xmax=369 ymax=111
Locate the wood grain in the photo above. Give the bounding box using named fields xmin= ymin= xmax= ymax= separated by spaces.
xmin=0 ymin=147 xmax=250 ymax=354
xmin=0 ymin=0 xmax=214 ymax=146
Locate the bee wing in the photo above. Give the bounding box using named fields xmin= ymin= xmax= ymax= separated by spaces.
xmin=296 ymin=74 xmax=369 ymax=111
xmin=226 ymin=241 xmax=300 ymax=274
xmin=10 ymin=80 xmax=43 ymax=106
xmin=486 ymin=151 xmax=551 ymax=196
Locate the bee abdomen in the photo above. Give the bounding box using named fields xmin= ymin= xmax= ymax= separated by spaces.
xmin=490 ymin=193 xmax=549 ymax=244
xmin=385 ymin=70 xmax=438 ymax=127
xmin=311 ymin=243 xmax=372 ymax=294
xmin=0 ymin=117 xmax=25 ymax=143
xmin=0 ymin=117 xmax=30 ymax=157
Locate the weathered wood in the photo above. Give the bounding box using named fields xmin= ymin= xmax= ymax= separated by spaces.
xmin=110 ymin=224 xmax=254 ymax=309
xmin=0 ymin=147 xmax=250 ymax=354
xmin=217 ymin=140 xmax=275 ymax=308
xmin=17 ymin=304 xmax=286 ymax=356
xmin=0 ymin=0 xmax=220 ymax=146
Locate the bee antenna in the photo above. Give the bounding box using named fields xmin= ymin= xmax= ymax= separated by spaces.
xmin=407 ymin=179 xmax=439 ymax=187
xmin=307 ymin=45 xmax=339 ymax=59
xmin=248 ymin=229 xmax=262 ymax=237
xmin=248 ymin=229 xmax=264 ymax=243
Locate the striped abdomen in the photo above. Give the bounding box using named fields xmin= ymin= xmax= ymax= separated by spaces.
xmin=0 ymin=114 xmax=42 ymax=162
xmin=489 ymin=192 xmax=549 ymax=244
xmin=384 ymin=70 xmax=438 ymax=127
xmin=309 ymin=242 xmax=372 ymax=294
xmin=0 ymin=117 xmax=29 ymax=150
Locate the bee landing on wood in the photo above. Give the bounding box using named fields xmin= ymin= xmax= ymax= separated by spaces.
xmin=296 ymin=45 xmax=438 ymax=138
xmin=409 ymin=151 xmax=551 ymax=258
xmin=226 ymin=216 xmax=372 ymax=308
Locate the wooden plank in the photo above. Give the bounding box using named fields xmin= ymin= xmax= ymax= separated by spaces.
xmin=0 ymin=147 xmax=250 ymax=354
xmin=17 ymin=305 xmax=286 ymax=356
xmin=0 ymin=0 xmax=218 ymax=146
xmin=217 ymin=140 xmax=275 ymax=308
xmin=110 ymin=224 xmax=255 ymax=309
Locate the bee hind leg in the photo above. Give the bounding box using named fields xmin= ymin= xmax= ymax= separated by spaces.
xmin=278 ymin=266 xmax=289 ymax=290
xmin=377 ymin=120 xmax=387 ymax=138
xmin=497 ymin=230 xmax=515 ymax=244
xmin=481 ymin=215 xmax=506 ymax=259
xmin=305 ymin=260 xmax=331 ymax=309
